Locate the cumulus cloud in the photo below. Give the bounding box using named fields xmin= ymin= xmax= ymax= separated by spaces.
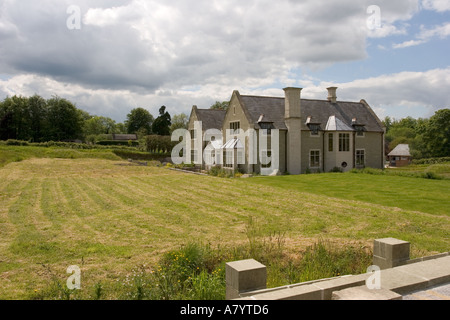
xmin=0 ymin=0 xmax=447 ymax=121
xmin=422 ymin=0 xmax=450 ymax=12
xmin=1 ymin=0 xmax=418 ymax=91
xmin=393 ymin=22 xmax=450 ymax=48
xmin=305 ymin=67 xmax=450 ymax=118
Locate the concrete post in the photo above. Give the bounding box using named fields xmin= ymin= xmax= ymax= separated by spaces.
xmin=373 ymin=238 xmax=410 ymax=270
xmin=226 ymin=259 xmax=267 ymax=300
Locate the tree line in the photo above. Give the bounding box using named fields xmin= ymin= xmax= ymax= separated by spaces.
xmin=1 ymin=94 xmax=448 ymax=159
xmin=0 ymin=95 xmax=189 ymax=143
xmin=383 ymin=108 xmax=450 ymax=159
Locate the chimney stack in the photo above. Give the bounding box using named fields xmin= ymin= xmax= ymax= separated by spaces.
xmin=284 ymin=87 xmax=303 ymax=119
xmin=327 ymin=87 xmax=338 ymax=104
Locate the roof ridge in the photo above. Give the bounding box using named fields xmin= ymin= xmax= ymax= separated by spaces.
xmin=240 ymin=95 xmax=364 ymax=105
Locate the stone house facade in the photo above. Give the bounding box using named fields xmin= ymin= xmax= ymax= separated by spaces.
xmin=188 ymin=87 xmax=385 ymax=175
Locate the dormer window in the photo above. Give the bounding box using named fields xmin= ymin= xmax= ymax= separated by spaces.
xmin=352 ymin=118 xmax=366 ymax=137
xmin=309 ymin=124 xmax=320 ymax=136
xmin=259 ymin=122 xmax=274 ymax=135
xmin=306 ymin=116 xmax=321 ymax=136
xmin=354 ymin=125 xmax=366 ymax=137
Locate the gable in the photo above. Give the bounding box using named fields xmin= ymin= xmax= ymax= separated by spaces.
xmin=188 ymin=106 xmax=226 ymax=131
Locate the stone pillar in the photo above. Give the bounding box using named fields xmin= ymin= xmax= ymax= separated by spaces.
xmin=226 ymin=259 xmax=267 ymax=300
xmin=373 ymin=238 xmax=410 ymax=270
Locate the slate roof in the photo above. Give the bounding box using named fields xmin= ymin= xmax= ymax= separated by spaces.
xmin=239 ymin=95 xmax=384 ymax=133
xmin=325 ymin=115 xmax=354 ymax=131
xmin=195 ymin=109 xmax=227 ymax=131
xmin=388 ymin=144 xmax=411 ymax=157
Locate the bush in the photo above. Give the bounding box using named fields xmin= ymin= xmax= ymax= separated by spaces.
xmin=6 ymin=139 xmax=29 ymax=146
xmin=97 ymin=140 xmax=139 ymax=147
xmin=413 ymin=157 xmax=450 ymax=165
xmin=145 ymin=135 xmax=177 ymax=154
xmin=208 ymin=166 xmax=234 ymax=178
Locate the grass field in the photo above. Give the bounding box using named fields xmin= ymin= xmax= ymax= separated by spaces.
xmin=0 ymin=146 xmax=449 ymax=299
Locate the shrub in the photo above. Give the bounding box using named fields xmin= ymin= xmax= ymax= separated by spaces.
xmin=6 ymin=139 xmax=29 ymax=146
xmin=413 ymin=157 xmax=450 ymax=165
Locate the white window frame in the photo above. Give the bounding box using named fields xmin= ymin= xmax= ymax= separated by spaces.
xmin=356 ymin=149 xmax=365 ymax=167
xmin=339 ymin=133 xmax=350 ymax=152
xmin=328 ymin=133 xmax=334 ymax=152
xmin=309 ymin=149 xmax=321 ymax=168
xmin=223 ymin=150 xmax=234 ymax=168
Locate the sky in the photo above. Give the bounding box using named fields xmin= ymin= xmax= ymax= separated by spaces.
xmin=0 ymin=0 xmax=449 ymax=123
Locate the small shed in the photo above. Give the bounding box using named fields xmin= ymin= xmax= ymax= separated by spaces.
xmin=112 ymin=134 xmax=138 ymax=141
xmin=388 ymin=144 xmax=412 ymax=167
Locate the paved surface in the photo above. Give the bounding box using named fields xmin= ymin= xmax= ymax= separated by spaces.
xmin=403 ymin=283 xmax=450 ymax=300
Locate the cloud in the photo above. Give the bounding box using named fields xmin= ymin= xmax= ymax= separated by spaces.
xmin=393 ymin=22 xmax=450 ymax=48
xmin=0 ymin=0 xmax=446 ymax=122
xmin=422 ymin=0 xmax=450 ymax=12
xmin=3 ymin=67 xmax=448 ymax=122
xmin=309 ymin=67 xmax=450 ymax=118
xmin=0 ymin=0 xmax=421 ymax=92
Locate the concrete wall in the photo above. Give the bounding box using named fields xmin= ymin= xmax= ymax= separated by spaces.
xmin=356 ymin=131 xmax=384 ymax=170
xmin=301 ymin=130 xmax=323 ymax=173
xmin=226 ymin=238 xmax=450 ymax=300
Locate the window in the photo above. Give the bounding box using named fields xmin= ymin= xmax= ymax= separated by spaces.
xmin=191 ymin=150 xmax=198 ymax=164
xmin=328 ymin=133 xmax=334 ymax=152
xmin=237 ymin=149 xmax=245 ymax=165
xmin=190 ymin=129 xmax=196 ymax=139
xmin=309 ymin=124 xmax=320 ymax=136
xmin=223 ymin=150 xmax=233 ymax=168
xmin=339 ymin=133 xmax=350 ymax=152
xmin=230 ymin=121 xmax=240 ymax=131
xmin=261 ymin=150 xmax=272 ymax=168
xmin=354 ymin=125 xmax=365 ymax=137
xmin=260 ymin=122 xmax=273 ymax=135
xmin=356 ymin=149 xmax=365 ymax=167
xmin=310 ymin=150 xmax=320 ymax=168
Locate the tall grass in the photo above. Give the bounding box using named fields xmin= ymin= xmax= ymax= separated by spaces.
xmin=31 ymin=219 xmax=372 ymax=300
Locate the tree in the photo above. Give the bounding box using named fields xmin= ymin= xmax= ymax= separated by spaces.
xmin=170 ymin=113 xmax=189 ymax=134
xmin=210 ymin=101 xmax=229 ymax=110
xmin=45 ymin=96 xmax=84 ymax=141
xmin=421 ymin=109 xmax=450 ymax=157
xmin=84 ymin=116 xmax=117 ymax=136
xmin=28 ymin=95 xmax=48 ymax=142
xmin=0 ymin=96 xmax=32 ymax=141
xmin=152 ymin=106 xmax=171 ymax=136
xmin=382 ymin=116 xmax=392 ymax=133
xmin=126 ymin=108 xmax=154 ymax=135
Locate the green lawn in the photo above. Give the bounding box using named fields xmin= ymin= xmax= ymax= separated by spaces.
xmin=247 ymin=172 xmax=450 ymax=216
xmin=0 ymin=146 xmax=448 ymax=299
xmin=0 ymin=145 xmax=121 ymax=168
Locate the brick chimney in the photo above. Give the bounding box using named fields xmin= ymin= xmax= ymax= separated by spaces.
xmin=327 ymin=87 xmax=338 ymax=103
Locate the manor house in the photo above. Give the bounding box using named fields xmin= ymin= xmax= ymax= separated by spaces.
xmin=188 ymin=87 xmax=385 ymax=175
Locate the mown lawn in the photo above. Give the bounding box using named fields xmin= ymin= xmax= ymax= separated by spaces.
xmin=0 ymin=149 xmax=448 ymax=299
xmin=247 ymin=171 xmax=450 ymax=216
